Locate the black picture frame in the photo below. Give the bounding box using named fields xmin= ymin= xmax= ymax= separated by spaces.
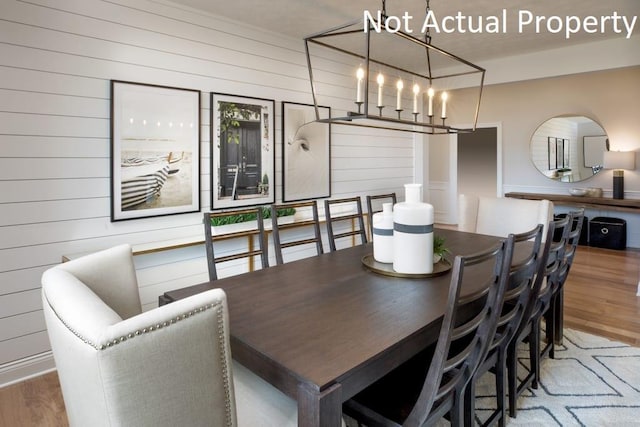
xmin=210 ymin=93 xmax=275 ymax=209
xmin=110 ymin=80 xmax=201 ymax=221
xmin=281 ymin=102 xmax=331 ymax=202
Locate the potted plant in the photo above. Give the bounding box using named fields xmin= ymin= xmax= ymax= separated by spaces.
xmin=433 ymin=235 xmax=450 ymax=264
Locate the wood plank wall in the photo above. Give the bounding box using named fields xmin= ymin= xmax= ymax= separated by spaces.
xmin=0 ymin=0 xmax=415 ymax=385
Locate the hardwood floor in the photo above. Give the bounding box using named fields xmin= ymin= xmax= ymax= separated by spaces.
xmin=1 ymin=245 xmax=638 ymax=426
xmin=563 ymin=245 xmax=640 ymax=346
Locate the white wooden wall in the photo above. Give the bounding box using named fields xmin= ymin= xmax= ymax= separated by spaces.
xmin=0 ymin=0 xmax=415 ymax=385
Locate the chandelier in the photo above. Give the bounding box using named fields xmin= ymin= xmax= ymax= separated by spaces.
xmin=304 ymin=0 xmax=485 ymax=135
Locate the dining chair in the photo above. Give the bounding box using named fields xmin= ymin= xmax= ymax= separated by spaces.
xmin=458 ymin=194 xmax=554 ymax=240
xmin=545 ymin=210 xmax=585 ymax=359
xmin=41 ymin=244 xmax=298 ymax=426
xmin=270 ymin=201 xmax=323 ymax=265
xmin=365 ymin=192 xmax=397 ymax=239
xmin=464 ymin=224 xmax=544 ymax=427
xmin=343 ymin=236 xmax=515 ymax=427
xmin=506 ymin=215 xmax=570 ymax=418
xmin=324 ymin=197 xmax=368 ymax=252
xmin=203 ymin=208 xmax=269 ymax=281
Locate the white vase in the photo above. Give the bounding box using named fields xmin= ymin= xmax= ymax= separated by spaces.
xmin=373 ymin=202 xmax=394 ymax=263
xmin=393 ymin=183 xmax=434 ymax=274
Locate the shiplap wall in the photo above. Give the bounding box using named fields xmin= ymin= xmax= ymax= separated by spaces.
xmin=0 ymin=0 xmax=415 ymax=385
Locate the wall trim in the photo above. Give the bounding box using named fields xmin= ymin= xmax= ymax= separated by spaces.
xmin=0 ymin=352 xmax=55 ymax=389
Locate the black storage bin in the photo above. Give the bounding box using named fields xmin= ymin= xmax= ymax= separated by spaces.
xmin=589 ymin=217 xmax=627 ymax=250
xmin=554 ymin=214 xmax=589 ymax=245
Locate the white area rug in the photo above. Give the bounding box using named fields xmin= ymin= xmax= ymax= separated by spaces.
xmin=345 ymin=329 xmax=640 ymax=426
xmin=475 ymin=328 xmax=640 ymax=426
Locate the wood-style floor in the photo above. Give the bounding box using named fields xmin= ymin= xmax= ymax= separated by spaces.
xmin=1 ymin=245 xmax=638 ymax=426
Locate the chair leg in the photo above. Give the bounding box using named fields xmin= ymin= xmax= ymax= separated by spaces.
xmin=464 ymin=376 xmax=475 ymax=427
xmin=451 ymin=388 xmax=464 ymax=427
xmin=495 ymin=352 xmax=506 ymax=427
xmin=507 ymin=342 xmax=518 ymax=418
xmin=530 ymin=318 xmax=541 ymax=390
xmin=546 ymin=298 xmax=557 ymax=359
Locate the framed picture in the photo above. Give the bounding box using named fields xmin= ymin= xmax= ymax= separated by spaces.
xmin=282 ymin=102 xmax=331 ymax=202
xmin=110 ymin=81 xmax=200 ymax=221
xmin=211 ymin=93 xmax=275 ymax=209
xmin=584 ymin=135 xmax=608 ymax=167
xmin=548 ymin=136 xmax=557 ymax=170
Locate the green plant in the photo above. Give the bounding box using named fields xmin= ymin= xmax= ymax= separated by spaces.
xmin=433 ymin=235 xmax=450 ymax=258
xmin=218 ymin=101 xmax=261 ymax=144
xmin=210 ymin=207 xmax=295 ymax=226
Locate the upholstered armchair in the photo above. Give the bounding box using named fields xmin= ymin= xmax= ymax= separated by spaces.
xmin=458 ymin=194 xmax=554 ymax=239
xmin=42 ymin=244 xmax=297 ymax=427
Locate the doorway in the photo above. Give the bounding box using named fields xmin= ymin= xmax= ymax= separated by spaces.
xmin=432 ymin=123 xmax=501 ymax=224
xmin=457 ymin=127 xmax=498 ymax=198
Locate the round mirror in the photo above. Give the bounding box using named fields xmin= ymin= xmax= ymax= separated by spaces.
xmin=530 ymin=115 xmax=608 ymax=182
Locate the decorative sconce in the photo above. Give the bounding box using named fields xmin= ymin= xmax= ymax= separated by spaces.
xmin=603 ymin=151 xmax=635 ymax=199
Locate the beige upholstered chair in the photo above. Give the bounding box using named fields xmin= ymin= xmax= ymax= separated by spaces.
xmin=42 ymin=244 xmax=297 ymax=427
xmin=458 ymin=194 xmax=554 ymax=239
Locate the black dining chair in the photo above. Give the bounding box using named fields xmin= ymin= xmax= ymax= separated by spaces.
xmin=365 ymin=192 xmax=397 ymax=239
xmin=203 ymin=208 xmax=269 ymax=281
xmin=507 ymin=215 xmax=570 ymax=418
xmin=270 ymin=201 xmax=323 ymax=265
xmin=465 ymin=224 xmax=544 ymax=427
xmin=545 ymin=210 xmax=585 ymax=359
xmin=343 ymin=236 xmax=515 ymax=427
xmin=324 ymin=197 xmax=368 ymax=252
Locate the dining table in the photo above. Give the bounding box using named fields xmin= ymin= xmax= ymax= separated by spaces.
xmin=161 ymin=228 xmax=505 ymax=427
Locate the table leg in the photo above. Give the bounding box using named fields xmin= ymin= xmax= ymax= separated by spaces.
xmin=297 ymin=382 xmax=342 ymax=427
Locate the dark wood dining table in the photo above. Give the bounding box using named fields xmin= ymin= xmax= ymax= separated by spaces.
xmin=161 ymin=228 xmax=504 ymax=427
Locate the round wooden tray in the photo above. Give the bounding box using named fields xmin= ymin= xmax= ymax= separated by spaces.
xmin=361 ymin=254 xmax=452 ymax=278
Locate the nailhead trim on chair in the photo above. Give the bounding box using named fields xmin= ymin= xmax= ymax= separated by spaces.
xmin=46 ymin=297 xmax=235 ymax=426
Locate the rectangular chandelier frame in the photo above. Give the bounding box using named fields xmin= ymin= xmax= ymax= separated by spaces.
xmin=304 ymin=17 xmax=486 ymax=135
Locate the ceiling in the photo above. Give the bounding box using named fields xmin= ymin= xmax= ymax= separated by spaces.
xmin=169 ymin=0 xmax=639 ymax=62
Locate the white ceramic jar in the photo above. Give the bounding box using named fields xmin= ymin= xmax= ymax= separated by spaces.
xmin=393 ymin=183 xmax=434 ymax=274
xmin=372 ymin=202 xmax=394 ymax=263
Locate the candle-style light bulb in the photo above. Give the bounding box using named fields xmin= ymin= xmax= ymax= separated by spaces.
xmin=356 ymin=67 xmax=365 ymax=103
xmin=396 ymin=79 xmax=403 ymax=111
xmin=441 ymin=91 xmax=448 ymax=119
xmin=376 ymin=73 xmax=384 ymax=107
xmin=412 ymin=83 xmax=420 ymax=114
xmin=427 ymin=87 xmax=435 ymax=117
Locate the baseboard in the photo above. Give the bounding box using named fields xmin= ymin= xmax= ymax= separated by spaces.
xmin=0 ymin=352 xmax=55 ymax=388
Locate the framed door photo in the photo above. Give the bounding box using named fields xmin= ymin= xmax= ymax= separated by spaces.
xmin=211 ymin=93 xmax=275 ymax=209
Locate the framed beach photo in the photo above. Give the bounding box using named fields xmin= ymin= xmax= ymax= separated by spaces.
xmin=282 ymin=102 xmax=331 ymax=202
xmin=110 ymin=81 xmax=201 ymax=221
xmin=211 ymin=93 xmax=275 ymax=209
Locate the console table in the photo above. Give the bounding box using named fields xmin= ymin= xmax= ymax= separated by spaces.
xmin=505 ymin=192 xmax=640 ymax=213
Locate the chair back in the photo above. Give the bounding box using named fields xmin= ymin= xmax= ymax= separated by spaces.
xmin=42 ymin=246 xmax=239 ymax=426
xmin=526 ymin=215 xmax=571 ymax=326
xmin=324 ymin=197 xmax=368 ymax=252
xmin=492 ymin=224 xmax=544 ymax=352
xmin=459 ymin=194 xmax=554 ymax=240
xmin=270 ymin=201 xmax=323 ymax=265
xmin=404 ymin=236 xmax=515 ymax=425
xmin=557 ymin=210 xmax=585 ymax=287
xmin=365 ymin=193 xmax=397 ymax=238
xmin=54 ymin=244 xmax=141 ymax=319
xmin=204 ymin=208 xmax=269 ymax=281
